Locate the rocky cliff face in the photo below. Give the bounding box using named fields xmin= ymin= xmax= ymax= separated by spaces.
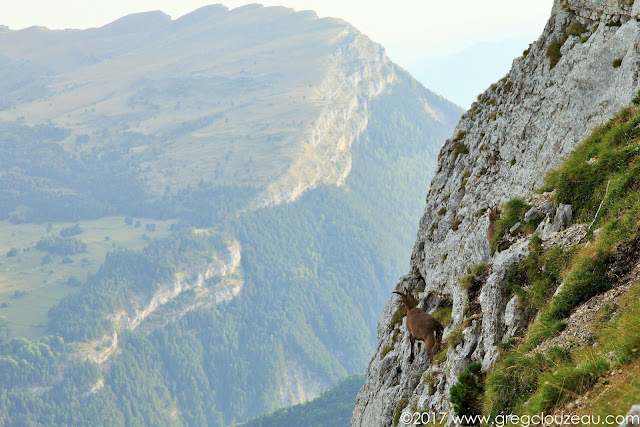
xmin=77 ymin=241 xmax=243 ymax=366
xmin=352 ymin=1 xmax=640 ymax=425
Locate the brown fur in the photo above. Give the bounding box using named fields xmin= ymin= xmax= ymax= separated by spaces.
xmin=392 ymin=289 xmax=444 ymax=362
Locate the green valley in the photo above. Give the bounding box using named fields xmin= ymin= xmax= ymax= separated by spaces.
xmin=0 ymin=4 xmax=462 ymax=426
xmin=0 ymin=216 xmax=176 ymax=338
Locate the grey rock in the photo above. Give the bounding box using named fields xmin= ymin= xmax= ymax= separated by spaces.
xmin=555 ymin=204 xmax=573 ymax=231
xmin=479 ymin=239 xmax=529 ymax=370
xmin=593 ymin=228 xmax=602 ymax=240
xmin=536 ymin=217 xmax=556 ymax=239
xmin=540 ymin=202 xmax=554 ymax=215
xmin=619 ymin=405 xmax=640 ymax=426
xmin=524 ymin=207 xmax=545 ymax=222
xmin=509 ymin=222 xmax=523 ymax=234
xmin=504 ymin=295 xmax=523 ymax=338
xmin=352 ymin=0 xmax=640 ymax=424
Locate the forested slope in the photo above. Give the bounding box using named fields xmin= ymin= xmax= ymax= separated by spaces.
xmin=0 ymin=6 xmax=461 ymax=425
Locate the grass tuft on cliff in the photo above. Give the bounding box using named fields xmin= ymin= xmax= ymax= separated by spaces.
xmin=488 ymin=198 xmax=532 ymax=254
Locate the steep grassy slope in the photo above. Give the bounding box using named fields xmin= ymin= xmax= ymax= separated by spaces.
xmin=481 ymin=105 xmax=640 ymax=419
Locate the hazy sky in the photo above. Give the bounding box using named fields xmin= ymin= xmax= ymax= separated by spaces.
xmin=1 ymin=0 xmax=554 ymax=66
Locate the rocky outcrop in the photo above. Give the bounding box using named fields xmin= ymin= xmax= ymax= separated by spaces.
xmin=78 ymin=241 xmax=242 ymax=365
xmin=110 ymin=240 xmax=242 ymax=333
xmin=353 ymin=0 xmax=640 ymax=425
xmin=619 ymin=404 xmax=640 ymax=426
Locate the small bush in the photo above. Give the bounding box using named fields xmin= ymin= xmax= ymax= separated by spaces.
xmin=380 ymin=345 xmax=394 ymax=359
xmin=489 ymin=199 xmax=531 ymax=254
xmin=450 ymin=362 xmax=485 ymax=417
xmin=437 ymin=207 xmax=446 ymax=216
xmin=391 ymin=306 xmax=407 ymax=327
xmin=451 ymin=130 xmax=466 ymax=143
xmin=36 ymin=236 xmax=87 ymax=256
xmin=612 ymin=58 xmax=623 ymax=68
xmin=547 ymin=40 xmax=564 ymax=68
xmin=423 ymin=372 xmax=440 ymax=395
xmin=65 ymin=276 xmax=82 ymax=287
xmin=452 ymin=216 xmax=462 ymax=231
xmin=547 ymin=244 xmax=619 ymax=320
xmin=453 ymin=142 xmax=470 ymax=160
xmin=546 ymin=28 xmax=571 ymax=69
xmin=460 ymin=262 xmax=491 ymax=292
xmin=567 ymin=21 xmax=587 ymax=36
xmin=432 ymin=348 xmax=447 ymax=365
xmin=59 ymin=224 xmax=83 ymax=237
xmin=446 ymin=324 xmax=464 ymax=349
xmin=432 ymin=306 xmax=453 ymax=327
xmin=393 ymin=398 xmax=409 ymax=426
xmin=10 ymin=290 xmax=29 ymax=300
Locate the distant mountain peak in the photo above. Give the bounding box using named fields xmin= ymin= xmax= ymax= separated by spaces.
xmin=174 ymin=4 xmax=230 ymax=24
xmin=96 ymin=10 xmax=171 ymax=34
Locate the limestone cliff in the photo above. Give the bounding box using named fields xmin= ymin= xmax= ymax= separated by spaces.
xmin=255 ymin=27 xmax=401 ymax=208
xmin=76 ymin=241 xmax=242 ymax=366
xmin=352 ymin=1 xmax=640 ymax=425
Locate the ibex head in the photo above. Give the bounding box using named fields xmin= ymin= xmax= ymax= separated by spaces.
xmin=392 ymin=288 xmax=418 ymax=309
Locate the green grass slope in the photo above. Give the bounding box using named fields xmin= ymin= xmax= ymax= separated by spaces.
xmin=469 ymin=104 xmax=640 ymax=420
xmin=0 ymin=217 xmax=175 ymax=338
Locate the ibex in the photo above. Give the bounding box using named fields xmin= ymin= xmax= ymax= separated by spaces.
xmin=393 ymin=289 xmax=444 ymax=362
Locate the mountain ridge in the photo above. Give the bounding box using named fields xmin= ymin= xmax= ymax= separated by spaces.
xmin=0 ymin=5 xmax=463 ymax=425
xmin=0 ymin=4 xmax=458 ymax=209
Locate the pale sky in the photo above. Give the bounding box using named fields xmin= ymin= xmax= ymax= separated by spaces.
xmin=1 ymin=0 xmax=554 ymax=68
